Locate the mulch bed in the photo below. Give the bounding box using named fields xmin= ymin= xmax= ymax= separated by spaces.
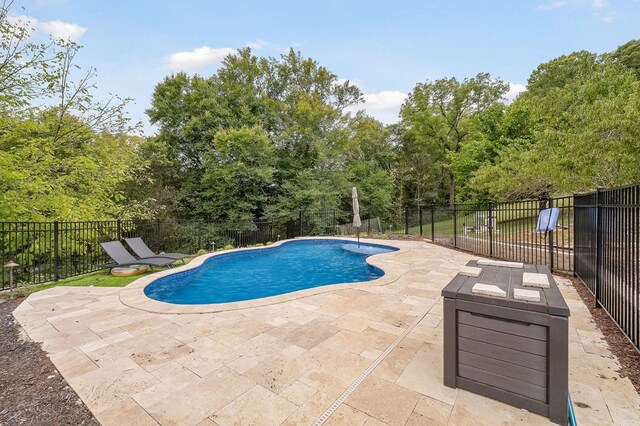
xmin=0 ymin=297 xmax=98 ymax=426
xmin=560 ymin=274 xmax=640 ymax=394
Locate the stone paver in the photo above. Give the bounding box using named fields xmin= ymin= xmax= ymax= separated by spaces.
xmin=12 ymin=238 xmax=640 ymax=425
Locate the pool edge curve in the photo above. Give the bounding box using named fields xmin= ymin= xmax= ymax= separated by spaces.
xmin=119 ymin=237 xmax=410 ymax=314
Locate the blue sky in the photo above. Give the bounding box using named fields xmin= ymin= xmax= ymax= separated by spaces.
xmin=12 ymin=0 xmax=640 ymax=134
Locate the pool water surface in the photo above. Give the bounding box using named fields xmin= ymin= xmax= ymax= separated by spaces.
xmin=144 ymin=239 xmax=397 ymax=305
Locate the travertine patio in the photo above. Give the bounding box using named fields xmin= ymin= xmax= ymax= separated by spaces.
xmin=12 ymin=240 xmax=640 ymax=425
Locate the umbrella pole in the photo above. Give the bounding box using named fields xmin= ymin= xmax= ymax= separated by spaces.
xmin=357 ymin=228 xmax=360 ymax=247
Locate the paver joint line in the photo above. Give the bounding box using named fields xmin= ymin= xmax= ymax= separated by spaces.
xmin=312 ymin=298 xmax=439 ymax=426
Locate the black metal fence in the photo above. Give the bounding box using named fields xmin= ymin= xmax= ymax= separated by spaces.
xmin=2 ymin=189 xmax=639 ymax=350
xmin=0 ymin=210 xmax=347 ymax=288
xmin=398 ymin=190 xmax=638 ymax=350
xmin=574 ymin=186 xmax=639 ymax=350
xmin=400 ymin=196 xmax=574 ymax=272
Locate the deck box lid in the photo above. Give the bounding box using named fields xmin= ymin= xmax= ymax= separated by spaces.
xmin=441 ymin=261 xmax=570 ymax=317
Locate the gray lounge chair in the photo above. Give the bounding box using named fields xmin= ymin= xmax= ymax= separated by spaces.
xmin=125 ymin=237 xmax=190 ymax=263
xmin=99 ymin=241 xmax=176 ymax=272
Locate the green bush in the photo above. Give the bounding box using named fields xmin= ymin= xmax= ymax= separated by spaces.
xmin=223 ymin=244 xmax=234 ymax=250
xmin=254 ymin=243 xmax=264 ymax=247
xmin=196 ymin=249 xmax=207 ymax=255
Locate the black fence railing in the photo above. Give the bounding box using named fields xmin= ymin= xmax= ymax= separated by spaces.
xmin=0 ymin=210 xmax=354 ymax=289
xmin=574 ymin=185 xmax=639 ymax=351
xmin=400 ymin=196 xmax=574 ymax=272
xmin=397 ymin=190 xmax=638 ymax=350
xmin=2 ymin=189 xmax=639 ymax=350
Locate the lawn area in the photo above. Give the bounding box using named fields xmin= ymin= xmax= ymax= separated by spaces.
xmin=393 ymin=199 xmax=574 ymax=240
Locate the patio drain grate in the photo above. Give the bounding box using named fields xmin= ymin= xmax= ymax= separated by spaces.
xmin=313 ymin=298 xmax=439 ymax=425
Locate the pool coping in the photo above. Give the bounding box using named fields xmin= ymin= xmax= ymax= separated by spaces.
xmin=119 ymin=237 xmax=410 ymax=314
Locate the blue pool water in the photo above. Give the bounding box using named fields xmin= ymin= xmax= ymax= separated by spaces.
xmin=144 ymin=239 xmax=398 ymax=305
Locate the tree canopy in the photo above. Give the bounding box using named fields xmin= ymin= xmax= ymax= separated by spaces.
xmin=0 ymin=1 xmax=139 ymax=221
xmin=2 ymin=0 xmax=640 ymax=226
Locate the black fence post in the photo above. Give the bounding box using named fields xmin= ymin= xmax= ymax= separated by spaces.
xmin=453 ymin=203 xmax=457 ymax=247
xmin=155 ymin=218 xmax=161 ymax=251
xmin=197 ymin=222 xmax=202 ymax=250
xmin=431 ymin=205 xmax=435 ymax=241
xmin=116 ymin=219 xmax=121 ymax=241
xmin=419 ymin=206 xmax=423 ymax=237
xmin=548 ymin=197 xmax=554 ymax=271
xmin=404 ymin=207 xmax=409 ymax=234
xmin=299 ymin=210 xmax=303 ymax=237
xmin=572 ymin=193 xmax=577 ymax=277
xmin=488 ymin=202 xmax=494 ymax=258
xmin=333 ymin=209 xmax=336 ymax=235
xmin=595 ymin=187 xmax=603 ymax=308
xmin=53 ymin=221 xmax=59 ymax=281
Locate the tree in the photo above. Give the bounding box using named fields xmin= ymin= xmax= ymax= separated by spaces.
xmin=399 ymin=73 xmax=508 ymax=205
xmin=201 ymin=127 xmax=276 ymax=224
xmin=470 ymin=54 xmax=640 ymax=198
xmin=526 ymin=51 xmax=599 ymax=97
xmin=147 ymin=48 xmax=365 ymax=221
xmin=611 ymin=39 xmax=640 ymax=78
xmin=0 ymin=0 xmax=139 ymax=221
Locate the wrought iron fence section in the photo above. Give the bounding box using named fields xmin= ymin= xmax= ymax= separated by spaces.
xmin=1 ymin=210 xmax=343 ymax=289
xmin=574 ymin=186 xmax=640 ymax=349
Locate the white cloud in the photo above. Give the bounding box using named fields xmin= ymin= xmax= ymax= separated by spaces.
xmin=537 ymin=1 xmax=567 ymax=10
xmin=503 ymin=83 xmax=527 ymax=103
xmin=538 ymin=0 xmax=612 ymax=11
xmin=346 ymin=90 xmax=407 ymax=124
xmin=246 ymin=39 xmax=273 ymax=50
xmin=39 ymin=20 xmax=86 ymax=41
xmin=362 ymin=91 xmax=407 ymax=111
xmin=165 ymin=46 xmax=236 ymax=71
xmin=7 ymin=15 xmax=86 ymax=41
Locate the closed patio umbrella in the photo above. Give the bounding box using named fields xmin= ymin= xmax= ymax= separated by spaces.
xmin=352 ymin=187 xmax=361 ymax=247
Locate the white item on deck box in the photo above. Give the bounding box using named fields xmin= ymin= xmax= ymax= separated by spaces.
xmin=513 ymin=288 xmax=541 ymax=302
xmin=522 ymin=272 xmax=550 ymax=288
xmin=459 ymin=266 xmax=482 ymax=277
xmin=477 ymin=259 xmax=524 ymax=269
xmin=472 ymin=283 xmax=506 ymax=298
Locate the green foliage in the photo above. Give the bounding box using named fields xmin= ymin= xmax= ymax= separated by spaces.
xmin=202 ymin=126 xmax=276 ymax=224
xmin=398 ymin=73 xmax=509 ymax=204
xmin=146 ymin=47 xmax=397 ymax=223
xmin=0 ymin=1 xmax=139 ymax=222
xmin=4 ymin=0 xmax=640 ymax=228
xmin=470 ymin=52 xmax=640 ymax=198
xmin=526 ymin=51 xmax=599 ymax=97
xmin=611 ymin=39 xmax=640 ymax=78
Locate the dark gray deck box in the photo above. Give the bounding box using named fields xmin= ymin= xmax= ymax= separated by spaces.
xmin=442 ymin=261 xmax=570 ymax=425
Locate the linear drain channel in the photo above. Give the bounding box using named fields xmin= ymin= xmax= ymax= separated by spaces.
xmin=313 ymin=299 xmax=438 ymax=425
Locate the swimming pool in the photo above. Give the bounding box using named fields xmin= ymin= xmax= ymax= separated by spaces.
xmin=143 ymin=239 xmax=397 ymax=305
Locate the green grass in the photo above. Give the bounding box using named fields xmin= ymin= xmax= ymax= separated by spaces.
xmin=11 ymin=258 xmax=193 ymax=298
